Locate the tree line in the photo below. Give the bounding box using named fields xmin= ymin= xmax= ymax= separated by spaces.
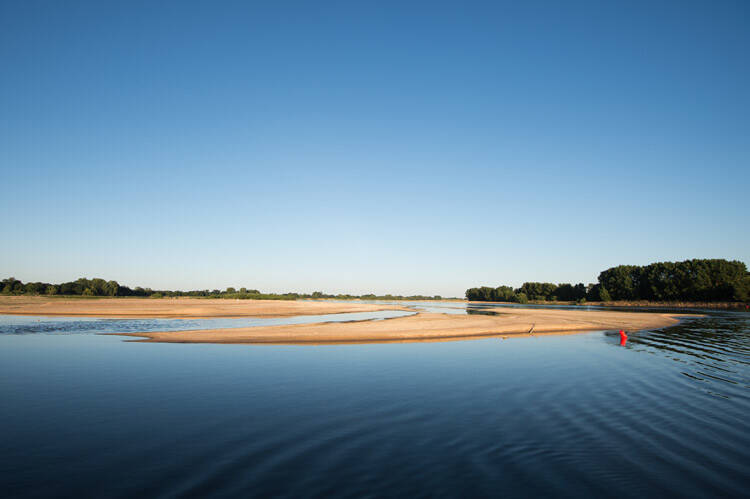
xmin=466 ymin=259 xmax=749 ymax=303
xmin=0 ymin=277 xmax=448 ymax=301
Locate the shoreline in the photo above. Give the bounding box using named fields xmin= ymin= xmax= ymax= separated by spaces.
xmin=469 ymin=300 xmax=747 ymax=310
xmin=0 ymin=296 xmax=412 ymax=319
xmin=0 ymin=296 xmax=704 ymax=345
xmin=118 ymin=308 xmax=701 ymax=345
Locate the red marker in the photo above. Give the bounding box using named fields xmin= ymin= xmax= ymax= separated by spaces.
xmin=619 ymin=329 xmax=628 ymax=346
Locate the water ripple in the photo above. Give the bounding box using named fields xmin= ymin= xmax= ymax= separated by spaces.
xmin=1 ymin=306 xmax=748 ymax=497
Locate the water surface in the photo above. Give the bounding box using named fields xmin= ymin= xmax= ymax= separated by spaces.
xmin=1 ymin=305 xmax=748 ymax=498
xmin=0 ymin=309 xmax=415 ymax=336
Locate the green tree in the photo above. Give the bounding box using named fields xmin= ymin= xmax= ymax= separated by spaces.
xmin=104 ymin=280 xmax=120 ymax=296
xmin=586 ymin=284 xmax=603 ymax=301
xmin=3 ymin=279 xmax=16 ymax=294
xmin=598 ymin=266 xmax=639 ymax=300
xmin=495 ymin=286 xmax=516 ymax=302
xmin=24 ymin=282 xmax=46 ymax=294
xmin=90 ymin=278 xmax=107 ymax=295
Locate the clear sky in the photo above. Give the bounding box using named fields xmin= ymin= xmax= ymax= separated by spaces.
xmin=2 ymin=0 xmax=748 ymax=297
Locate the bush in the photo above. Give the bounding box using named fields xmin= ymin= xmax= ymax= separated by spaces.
xmin=516 ymin=292 xmax=528 ymax=304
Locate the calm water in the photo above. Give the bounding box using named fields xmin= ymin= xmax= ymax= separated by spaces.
xmin=1 ymin=305 xmax=748 ymax=498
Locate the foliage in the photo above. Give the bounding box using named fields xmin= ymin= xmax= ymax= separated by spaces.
xmin=598 ymin=259 xmax=748 ymax=302
xmin=0 ymin=277 xmax=455 ymax=301
xmin=466 ymin=281 xmax=587 ymax=303
xmin=466 ymin=259 xmax=749 ymax=304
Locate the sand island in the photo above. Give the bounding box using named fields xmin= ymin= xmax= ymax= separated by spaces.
xmin=0 ymin=296 xmax=697 ymax=345
xmin=120 ymin=307 xmax=694 ymax=344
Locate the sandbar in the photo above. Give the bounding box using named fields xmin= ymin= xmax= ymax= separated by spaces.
xmin=0 ymin=296 xmax=412 ymax=319
xmin=120 ymin=307 xmax=699 ymax=344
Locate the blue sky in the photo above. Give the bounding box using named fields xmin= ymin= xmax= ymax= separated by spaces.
xmin=2 ymin=0 xmax=748 ymax=296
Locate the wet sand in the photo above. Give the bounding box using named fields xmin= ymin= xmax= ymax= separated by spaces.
xmin=0 ymin=296 xmax=412 ymax=318
xmin=121 ymin=308 xmax=698 ymax=344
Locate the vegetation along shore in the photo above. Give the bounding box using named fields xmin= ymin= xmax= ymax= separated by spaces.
xmin=466 ymin=259 xmax=749 ymax=308
xmin=0 ymin=277 xmax=452 ymax=301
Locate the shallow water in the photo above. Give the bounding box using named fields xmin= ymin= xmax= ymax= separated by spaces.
xmin=0 ymin=309 xmax=415 ymax=336
xmin=318 ymin=299 xmax=469 ymax=315
xmin=1 ymin=305 xmax=748 ymax=498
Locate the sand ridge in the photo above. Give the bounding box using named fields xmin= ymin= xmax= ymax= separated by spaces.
xmin=0 ymin=296 xmax=412 ymax=318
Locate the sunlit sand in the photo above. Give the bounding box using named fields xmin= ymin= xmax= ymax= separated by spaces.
xmin=0 ymin=296 xmax=699 ymax=345
xmin=0 ymin=296 xmax=411 ymax=318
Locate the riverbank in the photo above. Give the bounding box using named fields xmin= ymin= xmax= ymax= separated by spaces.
xmin=470 ymin=300 xmax=748 ymax=310
xmin=0 ymin=296 xmax=412 ymax=318
xmin=577 ymin=300 xmax=747 ymax=310
xmin=120 ymin=308 xmax=698 ymax=344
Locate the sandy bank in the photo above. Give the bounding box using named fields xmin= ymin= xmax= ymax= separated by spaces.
xmin=121 ymin=308 xmax=699 ymax=344
xmin=0 ymin=296 xmax=411 ymax=318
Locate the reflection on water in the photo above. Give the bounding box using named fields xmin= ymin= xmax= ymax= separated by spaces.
xmin=323 ymin=299 xmax=469 ymax=315
xmin=0 ymin=305 xmax=748 ymax=497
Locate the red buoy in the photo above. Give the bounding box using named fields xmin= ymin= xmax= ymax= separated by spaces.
xmin=619 ymin=329 xmax=628 ymax=346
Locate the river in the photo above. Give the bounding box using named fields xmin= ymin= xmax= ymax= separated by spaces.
xmin=1 ymin=303 xmax=747 ymax=497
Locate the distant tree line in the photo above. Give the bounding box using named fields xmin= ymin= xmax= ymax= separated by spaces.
xmin=313 ymin=292 xmax=446 ymax=301
xmin=465 ymin=283 xmax=591 ymax=304
xmin=0 ymin=277 xmax=449 ymax=301
xmin=466 ymin=259 xmax=749 ymax=303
